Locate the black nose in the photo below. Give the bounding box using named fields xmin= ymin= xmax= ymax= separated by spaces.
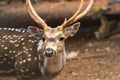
xmin=45 ymin=48 xmax=56 ymax=57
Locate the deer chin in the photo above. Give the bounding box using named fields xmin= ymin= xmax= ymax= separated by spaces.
xmin=43 ymin=53 xmax=66 ymax=77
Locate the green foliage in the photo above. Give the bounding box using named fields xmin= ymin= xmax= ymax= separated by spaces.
xmin=94 ymin=6 xmax=101 ymax=12
xmin=0 ymin=0 xmax=4 ymax=2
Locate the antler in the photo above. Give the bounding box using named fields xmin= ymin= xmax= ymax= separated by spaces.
xmin=61 ymin=0 xmax=95 ymax=29
xmin=26 ymin=0 xmax=48 ymax=30
xmin=26 ymin=0 xmax=95 ymax=30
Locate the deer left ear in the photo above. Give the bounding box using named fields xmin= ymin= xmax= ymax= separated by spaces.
xmin=64 ymin=22 xmax=81 ymax=37
xmin=27 ymin=26 xmax=43 ymax=39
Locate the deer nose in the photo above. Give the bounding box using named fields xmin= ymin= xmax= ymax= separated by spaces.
xmin=45 ymin=48 xmax=56 ymax=57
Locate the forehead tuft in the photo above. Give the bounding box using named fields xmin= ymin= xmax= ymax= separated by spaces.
xmin=44 ymin=27 xmax=63 ymax=38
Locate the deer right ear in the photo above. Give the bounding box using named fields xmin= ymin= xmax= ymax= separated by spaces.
xmin=27 ymin=26 xmax=43 ymax=39
xmin=64 ymin=22 xmax=81 ymax=38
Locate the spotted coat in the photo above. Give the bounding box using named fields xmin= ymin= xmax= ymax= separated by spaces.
xmin=0 ymin=27 xmax=48 ymax=80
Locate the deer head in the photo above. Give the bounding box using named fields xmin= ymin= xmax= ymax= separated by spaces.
xmin=26 ymin=0 xmax=95 ymax=76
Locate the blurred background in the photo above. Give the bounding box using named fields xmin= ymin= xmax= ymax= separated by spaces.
xmin=0 ymin=0 xmax=120 ymax=80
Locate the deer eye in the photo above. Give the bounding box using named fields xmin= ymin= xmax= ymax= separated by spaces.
xmin=42 ymin=37 xmax=46 ymax=42
xmin=59 ymin=37 xmax=64 ymax=41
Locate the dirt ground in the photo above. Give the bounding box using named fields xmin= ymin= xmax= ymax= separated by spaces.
xmin=0 ymin=0 xmax=120 ymax=80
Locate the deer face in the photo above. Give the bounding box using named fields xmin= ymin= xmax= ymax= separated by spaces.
xmin=28 ymin=22 xmax=80 ymax=57
xmin=43 ymin=27 xmax=65 ymax=57
xmin=43 ymin=23 xmax=80 ymax=57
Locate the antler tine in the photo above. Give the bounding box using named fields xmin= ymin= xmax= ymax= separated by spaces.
xmin=61 ymin=0 xmax=83 ymax=29
xmin=61 ymin=0 xmax=95 ymax=29
xmin=73 ymin=0 xmax=95 ymax=22
xmin=26 ymin=0 xmax=48 ymax=30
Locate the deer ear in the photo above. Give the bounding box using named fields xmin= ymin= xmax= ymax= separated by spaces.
xmin=27 ymin=26 xmax=43 ymax=39
xmin=64 ymin=22 xmax=81 ymax=37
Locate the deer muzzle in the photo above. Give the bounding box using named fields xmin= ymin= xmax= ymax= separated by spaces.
xmin=44 ymin=48 xmax=56 ymax=57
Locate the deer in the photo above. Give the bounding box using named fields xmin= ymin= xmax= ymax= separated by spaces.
xmin=0 ymin=0 xmax=95 ymax=80
xmin=94 ymin=7 xmax=120 ymax=39
xmin=94 ymin=8 xmax=112 ymax=39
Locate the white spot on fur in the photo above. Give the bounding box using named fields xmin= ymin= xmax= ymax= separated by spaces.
xmin=37 ymin=40 xmax=44 ymax=51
